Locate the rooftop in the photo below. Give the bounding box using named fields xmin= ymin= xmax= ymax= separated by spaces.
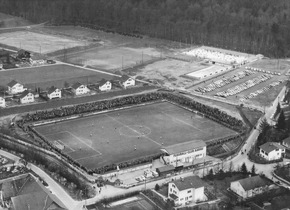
xmin=283 ymin=137 xmax=290 ymax=146
xmin=171 ymin=176 xmax=205 ymax=191
xmin=99 ymin=78 xmax=110 ymax=87
xmin=236 ymin=175 xmax=271 ymax=191
xmin=120 ymin=75 xmax=131 ymax=82
xmin=259 ymin=142 xmax=285 ymax=153
xmin=71 ymin=82 xmax=83 ymax=89
xmin=7 ymin=80 xmax=19 ymax=87
xmin=47 ymin=86 xmax=59 ymax=94
xmin=161 ymin=140 xmax=206 ymax=155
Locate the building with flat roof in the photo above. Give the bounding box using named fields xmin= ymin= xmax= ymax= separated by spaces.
xmin=161 ymin=140 xmax=206 ymax=165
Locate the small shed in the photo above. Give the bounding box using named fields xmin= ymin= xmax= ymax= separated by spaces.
xmin=156 ymin=165 xmax=175 ymax=176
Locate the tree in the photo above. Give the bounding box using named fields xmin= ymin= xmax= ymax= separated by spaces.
xmin=277 ymin=110 xmax=286 ymax=130
xmin=154 ymin=183 xmax=160 ymax=191
xmin=240 ymin=162 xmax=248 ymax=174
xmin=208 ymin=168 xmax=214 ymax=180
xmin=64 ymin=81 xmax=70 ymax=88
xmin=228 ymin=161 xmax=234 ymax=174
xmin=251 ymin=164 xmax=256 ymax=175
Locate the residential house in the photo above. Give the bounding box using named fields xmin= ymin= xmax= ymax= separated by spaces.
xmin=161 ymin=140 xmax=206 ymax=165
xmin=99 ymin=79 xmax=112 ymax=91
xmin=19 ymin=90 xmax=34 ymax=104
xmin=47 ymin=86 xmax=61 ymax=100
xmin=282 ymin=137 xmax=290 ymax=150
xmin=168 ymin=176 xmax=206 ymax=206
xmin=17 ymin=49 xmax=31 ymax=60
xmin=120 ymin=75 xmax=135 ymax=88
xmin=230 ymin=176 xmax=272 ymax=199
xmin=1 ymin=174 xmax=67 ymax=210
xmin=259 ymin=142 xmax=285 ymax=161
xmin=71 ymin=82 xmax=90 ymax=95
xmin=0 ymin=97 xmax=5 ymax=108
xmin=7 ymin=80 xmax=27 ymax=94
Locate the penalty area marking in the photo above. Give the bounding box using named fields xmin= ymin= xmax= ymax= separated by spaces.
xmin=55 ymin=139 xmax=75 ymax=152
xmin=75 ymin=154 xmax=102 ymax=161
xmin=64 ymin=131 xmax=102 ymax=155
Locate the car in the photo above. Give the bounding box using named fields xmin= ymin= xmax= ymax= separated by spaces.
xmin=47 ymin=60 xmax=56 ymax=64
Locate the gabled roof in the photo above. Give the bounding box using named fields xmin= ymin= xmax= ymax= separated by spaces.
xmin=47 ymin=86 xmax=59 ymax=95
xmin=99 ymin=79 xmax=110 ymax=87
xmin=259 ymin=142 xmax=285 ymax=153
xmin=19 ymin=90 xmax=32 ymax=99
xmin=161 ymin=140 xmax=206 ymax=155
xmin=7 ymin=80 xmax=20 ymax=87
xmin=71 ymin=82 xmax=83 ymax=90
xmin=171 ymin=176 xmax=205 ymax=191
xmin=237 ymin=176 xmax=271 ymax=191
xmin=120 ymin=75 xmax=133 ymax=82
xmin=283 ymin=137 xmax=290 ymax=145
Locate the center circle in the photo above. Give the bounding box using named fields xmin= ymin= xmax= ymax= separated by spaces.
xmin=119 ymin=125 xmax=151 ymax=137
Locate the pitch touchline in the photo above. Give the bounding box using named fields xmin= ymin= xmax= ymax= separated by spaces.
xmin=65 ymin=131 xmax=102 ymax=155
xmin=161 ymin=111 xmax=206 ymax=133
xmin=105 ymin=114 xmax=162 ymax=146
xmin=75 ymin=154 xmax=101 ymax=161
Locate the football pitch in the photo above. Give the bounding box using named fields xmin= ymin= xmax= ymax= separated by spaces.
xmin=34 ymin=102 xmax=236 ymax=170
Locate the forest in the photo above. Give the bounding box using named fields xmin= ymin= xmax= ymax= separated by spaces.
xmin=0 ymin=0 xmax=290 ymax=57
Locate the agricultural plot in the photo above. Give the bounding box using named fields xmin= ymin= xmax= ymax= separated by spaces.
xmin=65 ymin=46 xmax=160 ymax=71
xmin=33 ymin=102 xmax=236 ymax=170
xmin=0 ymin=64 xmax=114 ymax=90
xmin=0 ymin=31 xmax=85 ymax=53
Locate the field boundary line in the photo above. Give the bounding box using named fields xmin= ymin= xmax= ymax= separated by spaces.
xmin=56 ymin=139 xmax=75 ymax=152
xmin=65 ymin=131 xmax=102 ymax=155
xmin=161 ymin=111 xmax=206 ymax=133
xmin=137 ymin=201 xmax=148 ymax=210
xmin=105 ymin=114 xmax=162 ymax=146
xmin=75 ymin=154 xmax=102 ymax=161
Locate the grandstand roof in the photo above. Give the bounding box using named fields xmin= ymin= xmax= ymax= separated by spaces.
xmin=161 ymin=140 xmax=206 ymax=155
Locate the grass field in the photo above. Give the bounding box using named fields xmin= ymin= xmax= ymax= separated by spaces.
xmin=65 ymin=46 xmax=160 ymax=70
xmin=34 ymin=102 xmax=236 ymax=170
xmin=0 ymin=64 xmax=114 ymax=89
xmin=0 ymin=31 xmax=85 ymax=53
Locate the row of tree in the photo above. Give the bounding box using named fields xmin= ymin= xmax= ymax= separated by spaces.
xmin=1 ymin=0 xmax=290 ymax=57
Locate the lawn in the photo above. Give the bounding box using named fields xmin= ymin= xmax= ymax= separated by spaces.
xmin=0 ymin=31 xmax=85 ymax=53
xmin=0 ymin=64 xmax=114 ymax=89
xmin=33 ymin=102 xmax=236 ymax=170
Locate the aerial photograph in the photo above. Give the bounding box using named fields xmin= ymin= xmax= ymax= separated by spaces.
xmin=0 ymin=0 xmax=290 ymax=209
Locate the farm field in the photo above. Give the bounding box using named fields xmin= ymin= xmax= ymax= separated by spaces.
xmin=33 ymin=102 xmax=237 ymax=170
xmin=0 ymin=31 xmax=86 ymax=53
xmin=0 ymin=64 xmax=114 ymax=90
xmin=65 ymin=46 xmax=161 ymax=71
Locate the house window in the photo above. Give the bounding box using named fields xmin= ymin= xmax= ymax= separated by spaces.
xmin=189 ymin=196 xmax=192 ymax=198
xmin=187 ymin=190 xmax=191 ymax=193
xmin=180 ymin=198 xmax=183 ymax=201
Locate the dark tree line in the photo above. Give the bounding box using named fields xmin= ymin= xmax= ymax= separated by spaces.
xmin=0 ymin=0 xmax=290 ymax=57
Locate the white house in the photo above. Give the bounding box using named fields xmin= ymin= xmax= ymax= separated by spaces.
xmin=47 ymin=86 xmax=61 ymax=100
xmin=230 ymin=176 xmax=272 ymax=199
xmin=19 ymin=90 xmax=34 ymax=104
xmin=0 ymin=97 xmax=5 ymax=108
xmin=168 ymin=176 xmax=206 ymax=206
xmin=259 ymin=142 xmax=285 ymax=161
xmin=71 ymin=82 xmax=90 ymax=95
xmin=161 ymin=140 xmax=206 ymax=165
xmin=7 ymin=80 xmax=27 ymax=94
xmin=282 ymin=137 xmax=290 ymax=150
xmin=120 ymin=75 xmax=135 ymax=88
xmin=99 ymin=79 xmax=112 ymax=91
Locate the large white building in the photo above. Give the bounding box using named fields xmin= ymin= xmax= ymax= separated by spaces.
xmin=161 ymin=140 xmax=206 ymax=165
xmin=168 ymin=176 xmax=206 ymax=206
xmin=7 ymin=80 xmax=27 ymax=94
xmin=71 ymin=82 xmax=90 ymax=95
xmin=259 ymin=142 xmax=285 ymax=161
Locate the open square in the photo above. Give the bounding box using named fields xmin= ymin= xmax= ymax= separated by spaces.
xmin=0 ymin=31 xmax=86 ymax=53
xmin=33 ymin=102 xmax=237 ymax=170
